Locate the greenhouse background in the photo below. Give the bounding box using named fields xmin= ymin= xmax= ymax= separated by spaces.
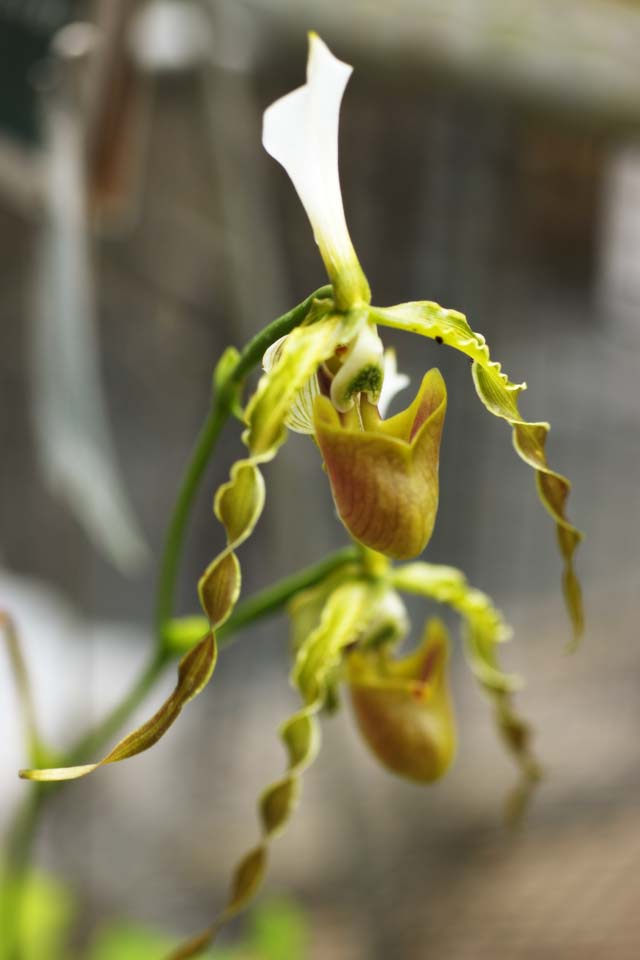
xmin=1 ymin=1 xmax=640 ymax=957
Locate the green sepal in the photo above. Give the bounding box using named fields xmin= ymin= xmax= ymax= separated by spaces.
xmin=372 ymin=300 xmax=584 ymax=641
xmin=19 ymin=633 xmax=216 ymax=783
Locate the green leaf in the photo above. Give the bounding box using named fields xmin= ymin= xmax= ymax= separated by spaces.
xmin=372 ymin=300 xmax=584 ymax=640
xmin=19 ymin=633 xmax=216 ymax=782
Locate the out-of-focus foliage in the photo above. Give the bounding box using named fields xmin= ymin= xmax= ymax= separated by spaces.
xmin=0 ymin=867 xmax=74 ymax=960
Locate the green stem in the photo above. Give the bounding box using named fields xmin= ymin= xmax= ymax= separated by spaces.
xmin=217 ymin=546 xmax=358 ymax=642
xmin=65 ymin=649 xmax=168 ymax=766
xmin=153 ymin=284 xmax=332 ymax=640
xmin=230 ymin=285 xmax=332 ymax=384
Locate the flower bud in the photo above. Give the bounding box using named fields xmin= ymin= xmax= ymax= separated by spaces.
xmin=348 ymin=618 xmax=455 ymax=783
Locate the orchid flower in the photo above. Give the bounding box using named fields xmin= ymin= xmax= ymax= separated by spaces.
xmin=263 ymin=32 xmax=370 ymax=313
xmin=260 ymin=33 xmax=583 ymax=638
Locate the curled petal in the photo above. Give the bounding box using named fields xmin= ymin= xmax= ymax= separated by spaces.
xmin=262 ymin=33 xmax=370 ymax=310
xmin=168 ymin=580 xmax=372 ymax=958
xmin=348 ymin=618 xmax=456 ymax=783
xmin=314 ymin=368 xmax=447 ymax=559
xmin=19 ymin=633 xmax=216 ymax=783
xmin=372 ymin=300 xmax=583 ymax=641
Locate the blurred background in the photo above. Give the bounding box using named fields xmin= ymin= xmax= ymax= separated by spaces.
xmin=1 ymin=1 xmax=640 ymax=957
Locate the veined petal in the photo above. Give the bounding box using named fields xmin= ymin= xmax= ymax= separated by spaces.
xmin=263 ymin=33 xmax=370 ymax=310
xmin=262 ymin=335 xmax=319 ymax=435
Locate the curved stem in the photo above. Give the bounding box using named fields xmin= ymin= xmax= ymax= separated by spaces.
xmin=230 ymin=285 xmax=332 ymax=384
xmin=218 ymin=544 xmax=357 ymax=642
xmin=153 ymin=284 xmax=332 ymax=640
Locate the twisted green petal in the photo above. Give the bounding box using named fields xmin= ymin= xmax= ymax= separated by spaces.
xmin=372 ymin=300 xmax=583 ymax=640
xmin=168 ymin=580 xmax=372 ymax=959
xmin=19 ymin=633 xmax=216 ymax=783
xmin=199 ymin=302 xmax=364 ymax=631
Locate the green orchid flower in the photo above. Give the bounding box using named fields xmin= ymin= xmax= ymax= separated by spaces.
xmin=259 ymin=32 xmax=583 ymax=637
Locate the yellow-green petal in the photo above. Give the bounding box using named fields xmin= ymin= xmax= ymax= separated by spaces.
xmin=19 ymin=633 xmax=216 ymax=783
xmin=372 ymin=300 xmax=584 ymax=640
xmin=292 ymin=579 xmax=374 ymax=705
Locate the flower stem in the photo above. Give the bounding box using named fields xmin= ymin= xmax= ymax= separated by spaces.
xmin=153 ymin=284 xmax=332 ymax=640
xmin=218 ymin=545 xmax=358 ymax=641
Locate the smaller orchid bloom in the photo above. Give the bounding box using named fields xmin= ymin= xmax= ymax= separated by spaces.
xmin=263 ymin=32 xmax=370 ymax=313
xmin=348 ymin=617 xmax=456 ymax=783
xmin=314 ymin=368 xmax=447 ymax=559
